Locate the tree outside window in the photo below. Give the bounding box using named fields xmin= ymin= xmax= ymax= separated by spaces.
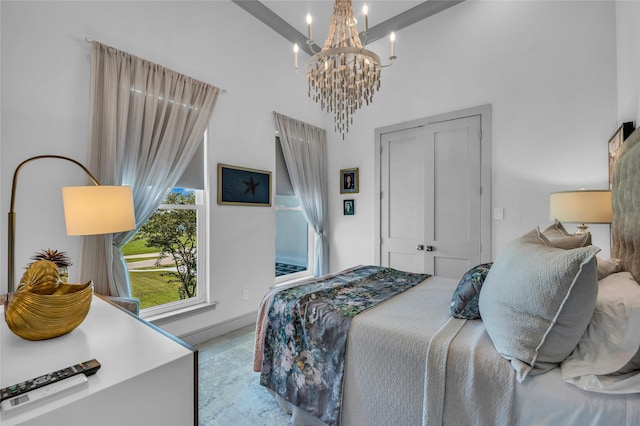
xmin=125 ymin=188 xmax=203 ymax=311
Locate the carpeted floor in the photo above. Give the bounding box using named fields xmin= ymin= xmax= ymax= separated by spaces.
xmin=197 ymin=324 xmax=292 ymax=426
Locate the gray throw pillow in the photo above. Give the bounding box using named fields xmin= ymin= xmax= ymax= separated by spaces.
xmin=479 ymin=228 xmax=600 ymax=382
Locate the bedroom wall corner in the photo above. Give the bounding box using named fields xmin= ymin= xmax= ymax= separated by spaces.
xmin=0 ymin=1 xmax=323 ymax=339
xmin=0 ymin=0 xmax=3 ymax=289
xmin=615 ymin=0 xmax=640 ymax=126
xmin=326 ymin=0 xmax=617 ymax=272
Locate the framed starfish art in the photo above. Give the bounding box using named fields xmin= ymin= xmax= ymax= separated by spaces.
xmin=217 ymin=163 xmax=272 ymax=206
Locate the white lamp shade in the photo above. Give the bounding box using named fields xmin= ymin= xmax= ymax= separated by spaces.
xmin=549 ymin=190 xmax=612 ymax=224
xmin=62 ymin=186 xmax=135 ymax=235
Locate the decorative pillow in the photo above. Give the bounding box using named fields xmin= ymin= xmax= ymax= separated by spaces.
xmin=478 ymin=228 xmax=600 ymax=382
xmin=544 ymin=219 xmax=571 ymax=237
xmin=547 ymin=232 xmax=592 ymax=249
xmin=561 ymin=272 xmax=640 ymax=393
xmin=596 ymin=257 xmax=623 ymax=280
xmin=450 ymin=262 xmax=493 ymax=319
xmin=542 ymin=220 xmax=592 ymax=249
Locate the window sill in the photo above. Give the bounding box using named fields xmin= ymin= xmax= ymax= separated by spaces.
xmin=273 ymin=272 xmax=313 ymax=289
xmin=143 ymin=300 xmax=219 ymax=324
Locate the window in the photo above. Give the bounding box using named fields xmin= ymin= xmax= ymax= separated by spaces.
xmin=275 ymin=195 xmax=313 ymax=281
xmin=275 ymin=137 xmax=313 ymax=282
xmin=125 ymin=188 xmax=205 ymax=316
xmin=124 ymin=135 xmax=208 ymax=317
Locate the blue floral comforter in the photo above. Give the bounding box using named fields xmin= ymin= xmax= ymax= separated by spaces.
xmin=259 ymin=265 xmax=430 ymax=425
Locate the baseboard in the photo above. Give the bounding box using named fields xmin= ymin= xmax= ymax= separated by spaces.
xmin=177 ymin=311 xmax=257 ymax=346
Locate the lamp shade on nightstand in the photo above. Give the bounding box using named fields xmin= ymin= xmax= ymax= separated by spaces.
xmin=549 ymin=190 xmax=613 ymax=224
xmin=550 ymin=189 xmax=612 ymax=234
xmin=62 ymin=186 xmax=135 ymax=235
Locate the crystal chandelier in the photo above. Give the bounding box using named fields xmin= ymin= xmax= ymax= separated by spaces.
xmin=294 ymin=1 xmax=396 ymax=137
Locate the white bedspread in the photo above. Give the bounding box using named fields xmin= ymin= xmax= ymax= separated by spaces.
xmin=426 ymin=316 xmax=516 ymax=426
xmin=342 ymin=275 xmax=515 ymax=426
xmin=260 ymin=274 xmax=640 ymax=425
xmin=340 ymin=276 xmax=454 ymax=425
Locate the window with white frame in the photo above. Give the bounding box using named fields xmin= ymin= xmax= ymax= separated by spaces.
xmin=124 ymin=138 xmax=207 ymax=316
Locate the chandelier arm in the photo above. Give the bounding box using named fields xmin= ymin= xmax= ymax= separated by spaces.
xmin=379 ymin=57 xmax=397 ymax=68
xmin=306 ymin=47 xmax=382 ymax=67
xmin=306 ymin=40 xmax=323 ymax=55
xmin=299 ymin=0 xmax=395 ymax=137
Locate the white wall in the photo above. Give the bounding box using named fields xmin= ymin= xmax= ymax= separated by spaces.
xmin=616 ymin=0 xmax=640 ymax=125
xmin=0 ymin=1 xmax=321 ymax=339
xmin=327 ymin=0 xmax=619 ymax=272
xmin=0 ymin=0 xmax=632 ymax=342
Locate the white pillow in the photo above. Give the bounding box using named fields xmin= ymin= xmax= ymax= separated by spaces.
xmin=561 ymin=272 xmax=640 ymax=393
xmin=479 ymin=228 xmax=600 ymax=382
xmin=596 ymin=257 xmax=623 ymax=280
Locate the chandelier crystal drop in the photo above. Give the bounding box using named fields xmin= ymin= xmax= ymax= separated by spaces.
xmin=296 ymin=0 xmax=396 ymax=137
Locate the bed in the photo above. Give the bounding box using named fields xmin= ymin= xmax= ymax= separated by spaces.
xmin=254 ymin=126 xmax=640 ymax=426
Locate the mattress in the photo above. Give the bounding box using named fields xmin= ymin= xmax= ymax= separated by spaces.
xmin=266 ymin=274 xmax=640 ymax=425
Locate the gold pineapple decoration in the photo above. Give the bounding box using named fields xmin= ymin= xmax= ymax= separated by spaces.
xmin=29 ymin=249 xmax=72 ymax=283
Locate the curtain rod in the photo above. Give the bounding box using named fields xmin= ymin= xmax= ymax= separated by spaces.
xmin=83 ymin=36 xmax=228 ymax=94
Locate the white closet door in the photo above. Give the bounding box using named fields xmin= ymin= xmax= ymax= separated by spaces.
xmin=380 ymin=115 xmax=482 ymax=278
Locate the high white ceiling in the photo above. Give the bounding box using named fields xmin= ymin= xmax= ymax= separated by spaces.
xmin=233 ymin=1 xmax=463 ymax=55
xmin=263 ymin=1 xmax=424 ymax=42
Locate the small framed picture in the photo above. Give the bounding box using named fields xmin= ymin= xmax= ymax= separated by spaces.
xmin=340 ymin=168 xmax=359 ymax=194
xmin=343 ymin=199 xmax=355 ymax=215
xmin=217 ymin=163 xmax=272 ymax=206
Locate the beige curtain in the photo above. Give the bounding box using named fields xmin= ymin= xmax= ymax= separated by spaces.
xmin=80 ymin=41 xmax=220 ymax=296
xmin=273 ymin=112 xmax=329 ymax=276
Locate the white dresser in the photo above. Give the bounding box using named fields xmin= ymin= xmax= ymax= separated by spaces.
xmin=0 ymin=295 xmax=197 ymax=425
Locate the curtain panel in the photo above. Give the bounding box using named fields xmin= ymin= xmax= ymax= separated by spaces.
xmin=273 ymin=112 xmax=329 ymax=277
xmin=81 ymin=41 xmax=220 ymax=296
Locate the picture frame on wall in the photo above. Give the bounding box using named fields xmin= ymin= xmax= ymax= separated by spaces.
xmin=217 ymin=163 xmax=272 ymax=206
xmin=608 ymin=122 xmax=635 ymax=189
xmin=343 ymin=199 xmax=355 ymax=216
xmin=340 ymin=167 xmax=359 ymax=194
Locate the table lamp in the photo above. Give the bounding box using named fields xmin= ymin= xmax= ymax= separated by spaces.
xmin=7 ymin=155 xmax=135 ymax=293
xmin=549 ymin=189 xmax=613 ymax=234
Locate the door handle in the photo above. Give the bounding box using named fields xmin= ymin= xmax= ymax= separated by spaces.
xmin=417 ymin=245 xmax=435 ymax=251
xmin=417 ymin=245 xmax=425 ymax=251
xmin=425 ymin=245 xmax=434 ymax=252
